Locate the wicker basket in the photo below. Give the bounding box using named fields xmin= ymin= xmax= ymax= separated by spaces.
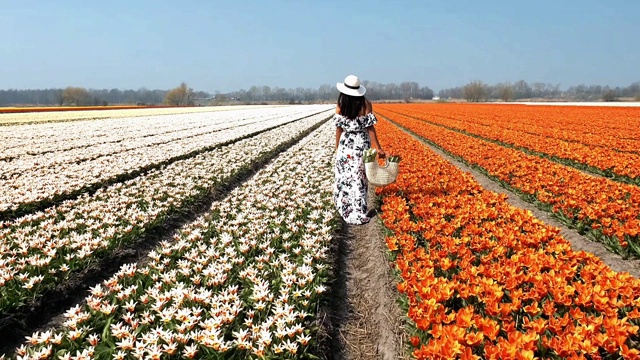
xmin=365 ymin=158 xmax=399 ymax=187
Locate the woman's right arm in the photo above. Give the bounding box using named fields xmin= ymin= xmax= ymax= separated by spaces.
xmin=335 ymin=104 xmax=343 ymax=151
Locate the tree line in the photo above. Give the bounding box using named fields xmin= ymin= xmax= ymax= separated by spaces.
xmin=440 ymin=80 xmax=640 ymax=102
xmin=0 ymin=86 xmax=211 ymax=107
xmin=2 ymin=79 xmax=639 ymax=106
xmin=222 ymin=81 xmax=434 ymax=103
xmin=0 ymin=81 xmax=435 ymax=106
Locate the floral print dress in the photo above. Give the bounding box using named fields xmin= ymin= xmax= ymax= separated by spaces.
xmin=333 ymin=112 xmax=378 ymax=225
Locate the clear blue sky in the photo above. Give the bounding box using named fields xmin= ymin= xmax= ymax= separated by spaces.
xmin=1 ymin=0 xmax=638 ymax=92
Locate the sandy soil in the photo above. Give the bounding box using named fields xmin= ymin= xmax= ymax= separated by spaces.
xmin=399 ymin=129 xmax=640 ymax=278
xmin=325 ymin=189 xmax=409 ymax=360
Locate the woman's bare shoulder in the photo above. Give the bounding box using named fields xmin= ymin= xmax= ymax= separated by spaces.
xmin=365 ymin=99 xmax=373 ymax=114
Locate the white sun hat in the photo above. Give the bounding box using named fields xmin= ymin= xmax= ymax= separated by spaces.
xmin=336 ymin=75 xmax=366 ymax=97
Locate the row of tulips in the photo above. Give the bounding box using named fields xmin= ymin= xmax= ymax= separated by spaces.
xmin=4 ymin=121 xmax=339 ymax=360
xmin=2 ymin=110 xmax=285 ymax=172
xmin=0 ymin=114 xmax=310 ymax=181
xmin=0 ymin=111 xmax=331 ymax=316
xmin=0 ymin=106 xmax=177 ymax=114
xmin=1 ymin=106 xmax=326 ymax=160
xmin=0 ymin=105 xmax=265 ymax=126
xmin=2 ymin=111 xmax=210 ymax=158
xmin=373 ymin=117 xmax=640 ymax=359
xmin=0 ymin=107 xmax=332 ymax=220
xmin=379 ymin=104 xmax=640 ymax=184
xmin=375 ymin=108 xmax=640 ymax=258
xmin=379 ymin=103 xmax=640 ymax=154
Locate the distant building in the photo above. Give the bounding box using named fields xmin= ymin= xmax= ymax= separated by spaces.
xmin=432 ymin=96 xmax=440 ymax=101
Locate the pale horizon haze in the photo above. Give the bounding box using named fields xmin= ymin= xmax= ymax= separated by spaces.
xmin=1 ymin=0 xmax=639 ymax=93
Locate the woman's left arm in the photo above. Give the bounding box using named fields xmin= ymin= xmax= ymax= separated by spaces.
xmin=367 ymin=126 xmax=386 ymax=158
xmin=365 ymin=99 xmax=386 ymax=158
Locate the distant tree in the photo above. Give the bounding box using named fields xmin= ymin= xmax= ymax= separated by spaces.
xmin=531 ymin=82 xmax=546 ymax=98
xmin=262 ymin=86 xmax=271 ymax=101
xmin=626 ymin=82 xmax=640 ymax=98
xmin=419 ymin=86 xmax=434 ymax=99
xmin=384 ymin=83 xmax=399 ymax=99
xmin=317 ymin=84 xmax=334 ymax=101
xmin=108 ymin=89 xmax=122 ymax=104
xmin=602 ymin=89 xmax=618 ymax=102
xmin=497 ymin=83 xmax=514 ymax=101
xmin=164 ymin=82 xmax=195 ymax=106
xmin=438 ymin=87 xmax=463 ymax=100
xmin=399 ymin=81 xmax=419 ymax=100
xmin=52 ymin=89 xmax=64 ymax=105
xmin=513 ymin=80 xmax=532 ymax=99
xmin=635 ymin=93 xmax=640 ymax=101
xmin=463 ymin=81 xmax=488 ymax=102
xmin=269 ymin=87 xmax=285 ymax=102
xmin=246 ymin=86 xmax=262 ymax=102
xmin=62 ymin=86 xmax=92 ymax=106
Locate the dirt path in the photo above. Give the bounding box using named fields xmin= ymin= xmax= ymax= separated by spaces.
xmin=397 ymin=125 xmax=640 ymax=279
xmin=340 ymin=189 xmax=409 ymax=360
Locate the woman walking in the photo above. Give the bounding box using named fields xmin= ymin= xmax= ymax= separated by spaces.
xmin=333 ymin=75 xmax=386 ymax=225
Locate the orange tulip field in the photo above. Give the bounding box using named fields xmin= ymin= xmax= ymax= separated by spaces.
xmin=374 ymin=104 xmax=640 ymax=359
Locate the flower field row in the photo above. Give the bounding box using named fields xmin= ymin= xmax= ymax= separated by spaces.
xmin=1 ymin=110 xmax=307 ymax=178
xmin=0 ymin=111 xmax=331 ymax=316
xmin=375 ymin=108 xmax=640 ymax=258
xmin=1 ymin=113 xmax=213 ymax=157
xmin=0 ymin=105 xmax=266 ymax=125
xmin=378 ymin=104 xmax=640 ymax=183
xmin=1 ymin=106 xmax=322 ymax=160
xmin=0 ymin=107 xmax=332 ymax=220
xmin=0 ymin=106 xmax=171 ymax=114
xmin=373 ymin=118 xmax=640 ymax=359
xmin=379 ymin=103 xmax=640 ymax=155
xmin=5 ymin=120 xmax=338 ymax=360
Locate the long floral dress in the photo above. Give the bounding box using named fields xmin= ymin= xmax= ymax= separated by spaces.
xmin=333 ymin=112 xmax=378 ymax=225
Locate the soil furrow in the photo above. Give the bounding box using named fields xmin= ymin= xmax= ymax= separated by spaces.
xmin=322 ymin=188 xmax=409 ymax=360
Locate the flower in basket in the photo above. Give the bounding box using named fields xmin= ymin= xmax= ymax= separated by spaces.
xmin=363 ymin=148 xmax=378 ymax=163
xmin=387 ymin=155 xmax=402 ymax=163
xmin=364 ymin=148 xmax=402 ymax=163
xmin=362 ymin=148 xmax=400 ymax=187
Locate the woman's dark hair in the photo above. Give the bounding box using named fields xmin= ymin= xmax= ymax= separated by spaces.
xmin=338 ymin=93 xmax=366 ymax=119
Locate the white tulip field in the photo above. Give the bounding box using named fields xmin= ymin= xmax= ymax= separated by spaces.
xmin=0 ymin=105 xmax=340 ymax=359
